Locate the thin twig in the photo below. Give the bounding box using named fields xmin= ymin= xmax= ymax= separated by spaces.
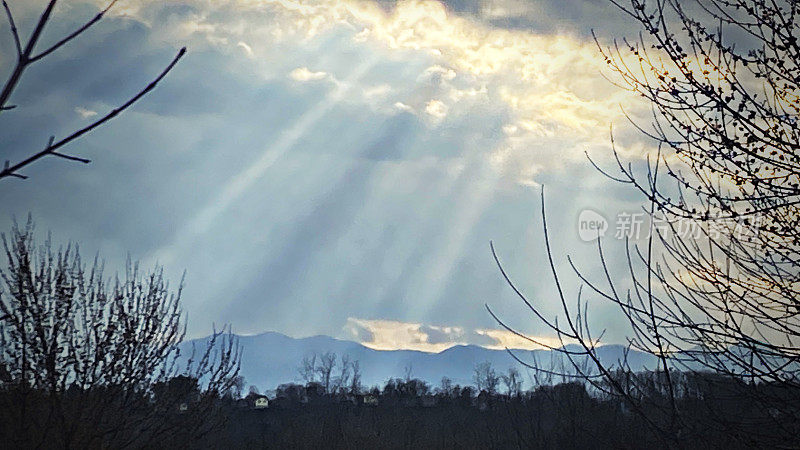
xmin=2 ymin=0 xmax=21 ymax=56
xmin=0 ymin=48 xmax=186 ymax=181
xmin=29 ymin=0 xmax=120 ymax=63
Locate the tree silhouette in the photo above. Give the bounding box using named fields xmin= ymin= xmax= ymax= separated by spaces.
xmin=502 ymin=367 xmax=523 ymax=397
xmin=491 ymin=0 xmax=800 ymax=446
xmin=0 ymin=219 xmax=240 ymax=447
xmin=473 ymin=361 xmax=500 ymax=394
xmin=316 ymin=351 xmax=336 ymax=394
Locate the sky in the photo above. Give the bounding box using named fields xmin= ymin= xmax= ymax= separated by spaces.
xmin=0 ymin=0 xmax=662 ymax=351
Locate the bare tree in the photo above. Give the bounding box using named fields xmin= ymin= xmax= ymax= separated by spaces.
xmin=333 ymin=354 xmax=352 ymax=394
xmin=0 ymin=0 xmax=185 ymax=181
xmin=490 ymin=0 xmax=800 ymax=446
xmin=403 ymin=362 xmax=413 ymax=382
xmin=437 ymin=376 xmax=454 ymax=396
xmin=473 ymin=361 xmax=500 ymax=394
xmin=299 ymin=352 xmax=361 ymax=395
xmin=0 ymin=219 xmax=240 ymax=447
xmin=315 ymin=351 xmax=336 ymax=394
xmin=501 ymin=367 xmax=522 ymax=398
xmin=230 ymin=375 xmax=245 ymax=399
xmin=299 ymin=353 xmax=317 ymax=384
xmin=349 ymin=359 xmax=362 ymax=395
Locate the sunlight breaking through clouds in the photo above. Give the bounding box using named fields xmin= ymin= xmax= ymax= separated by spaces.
xmin=18 ymin=0 xmax=660 ymax=343
xmin=103 ymin=0 xmax=650 ymax=186
xmin=154 ymin=56 xmax=378 ymax=266
xmin=344 ymin=317 xmax=562 ymax=352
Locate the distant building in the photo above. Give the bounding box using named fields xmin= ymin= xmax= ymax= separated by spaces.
xmin=254 ymin=396 xmax=269 ymax=409
xmin=245 ymin=392 xmax=270 ymax=409
xmin=362 ymin=395 xmax=379 ymax=406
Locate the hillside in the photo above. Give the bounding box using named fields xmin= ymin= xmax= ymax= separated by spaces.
xmin=182 ymin=332 xmax=657 ymax=392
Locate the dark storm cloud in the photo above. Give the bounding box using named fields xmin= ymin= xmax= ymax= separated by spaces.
xmin=376 ymin=0 xmax=644 ymax=39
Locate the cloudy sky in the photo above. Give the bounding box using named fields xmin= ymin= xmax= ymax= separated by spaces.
xmin=1 ymin=0 xmax=660 ymax=351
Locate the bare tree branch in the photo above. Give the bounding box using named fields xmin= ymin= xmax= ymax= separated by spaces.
xmin=28 ymin=0 xmax=119 ymax=63
xmin=2 ymin=0 xmax=21 ymax=56
xmin=491 ymin=0 xmax=800 ymax=445
xmin=1 ymin=0 xmax=185 ymax=182
xmin=0 ymin=48 xmax=186 ymax=181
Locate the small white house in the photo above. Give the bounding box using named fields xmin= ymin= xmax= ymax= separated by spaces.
xmin=254 ymin=396 xmax=269 ymax=409
xmin=245 ymin=392 xmax=270 ymax=409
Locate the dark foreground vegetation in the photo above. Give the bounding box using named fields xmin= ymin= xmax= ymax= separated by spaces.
xmin=212 ymin=374 xmax=800 ymax=449
xmin=2 ymin=369 xmax=798 ymax=448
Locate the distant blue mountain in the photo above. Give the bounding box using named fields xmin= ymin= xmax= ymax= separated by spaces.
xmin=182 ymin=332 xmax=658 ymax=393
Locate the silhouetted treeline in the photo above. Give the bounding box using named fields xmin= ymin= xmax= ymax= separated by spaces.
xmin=209 ymin=371 xmax=797 ymax=449
xmin=4 ymin=367 xmax=793 ymax=448
xmin=0 ymin=375 xmax=238 ymax=448
xmin=0 ymin=221 xmax=241 ymax=448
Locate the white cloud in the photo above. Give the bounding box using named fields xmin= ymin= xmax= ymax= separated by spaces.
xmin=289 ymin=67 xmax=329 ymax=81
xmin=424 ymin=99 xmax=448 ymax=120
xmin=474 ymin=329 xmax=566 ymax=351
xmin=419 ymin=64 xmax=457 ymax=83
xmin=237 ymin=41 xmax=254 ymax=57
xmin=97 ymin=0 xmax=652 ymax=185
xmin=362 ymin=84 xmax=391 ymax=100
xmin=74 ymin=106 xmax=97 ymax=119
xmin=258 ymin=0 xmax=649 ymax=180
xmin=344 ymin=317 xmax=563 ymax=352
xmin=344 ymin=317 xmax=460 ymax=352
xmin=393 ymin=101 xmax=414 ymax=113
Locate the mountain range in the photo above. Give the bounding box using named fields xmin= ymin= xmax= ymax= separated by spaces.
xmin=183 ymin=332 xmax=658 ymax=393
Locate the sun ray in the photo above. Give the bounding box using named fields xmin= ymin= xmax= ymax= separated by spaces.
xmin=152 ymin=57 xmax=378 ymax=266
